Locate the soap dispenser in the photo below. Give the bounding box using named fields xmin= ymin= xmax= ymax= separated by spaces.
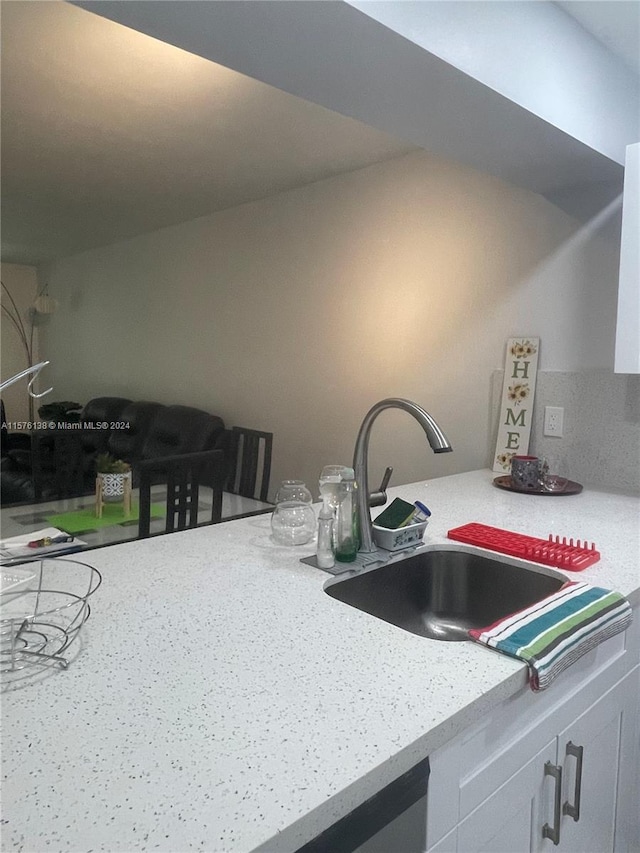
xmin=316 ymin=503 xmax=335 ymax=569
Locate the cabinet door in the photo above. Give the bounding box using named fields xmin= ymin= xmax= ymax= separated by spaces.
xmin=457 ymin=739 xmax=558 ymax=853
xmin=615 ymin=667 xmax=640 ymax=853
xmin=558 ymin=673 xmax=636 ymax=853
xmin=615 ymin=141 xmax=640 ymax=373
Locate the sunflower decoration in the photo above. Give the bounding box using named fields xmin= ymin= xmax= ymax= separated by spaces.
xmin=496 ymin=451 xmax=515 ymax=471
xmin=510 ymin=339 xmax=538 ymax=359
xmin=507 ymin=383 xmax=530 ymax=405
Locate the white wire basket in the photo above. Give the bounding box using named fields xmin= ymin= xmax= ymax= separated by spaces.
xmin=0 ymin=557 xmax=101 ymax=679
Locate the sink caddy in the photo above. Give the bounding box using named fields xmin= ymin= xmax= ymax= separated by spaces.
xmin=372 ymin=519 xmax=429 ymax=552
xmin=447 ymin=522 xmax=600 ymax=571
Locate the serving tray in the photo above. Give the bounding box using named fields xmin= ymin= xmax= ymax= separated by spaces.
xmin=493 ymin=475 xmax=583 ymax=496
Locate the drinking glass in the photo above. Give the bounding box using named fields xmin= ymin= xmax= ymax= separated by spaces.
xmin=537 ymin=455 xmax=568 ymax=492
xmin=318 ymin=465 xmax=345 ymax=510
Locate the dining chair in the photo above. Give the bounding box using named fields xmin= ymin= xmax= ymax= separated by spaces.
xmin=227 ymin=426 xmax=273 ymax=503
xmin=137 ymin=449 xmax=225 ymax=539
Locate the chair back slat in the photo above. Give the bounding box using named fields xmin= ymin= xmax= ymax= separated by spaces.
xmin=138 ymin=449 xmax=224 ymax=539
xmin=30 ymin=430 xmax=86 ymax=501
xmin=238 ymin=434 xmax=258 ymax=498
xmin=229 ymin=427 xmax=273 ymax=503
xmin=138 ymin=467 xmax=152 ymax=538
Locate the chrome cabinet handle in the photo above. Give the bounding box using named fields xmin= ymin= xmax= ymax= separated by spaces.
xmin=563 ymin=741 xmax=584 ymax=822
xmin=543 ymin=761 xmax=563 ymax=845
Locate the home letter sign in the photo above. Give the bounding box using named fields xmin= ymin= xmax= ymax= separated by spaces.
xmin=493 ymin=337 xmax=540 ymax=473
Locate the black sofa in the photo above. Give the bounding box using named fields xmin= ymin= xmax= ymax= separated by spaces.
xmin=1 ymin=396 xmax=228 ymax=505
xmin=0 ymin=400 xmax=34 ymax=504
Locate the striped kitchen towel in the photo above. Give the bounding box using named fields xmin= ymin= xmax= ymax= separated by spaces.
xmin=469 ymin=581 xmax=632 ymax=691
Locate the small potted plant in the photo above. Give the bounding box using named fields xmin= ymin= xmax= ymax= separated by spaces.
xmin=95 ymin=453 xmax=132 ymax=504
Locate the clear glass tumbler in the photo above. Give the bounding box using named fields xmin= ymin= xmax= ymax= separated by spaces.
xmin=318 ymin=465 xmax=345 ymax=510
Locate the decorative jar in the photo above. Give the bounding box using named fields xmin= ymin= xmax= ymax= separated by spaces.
xmin=274 ymin=480 xmax=313 ymax=504
xmin=271 ymin=500 xmax=316 ymax=546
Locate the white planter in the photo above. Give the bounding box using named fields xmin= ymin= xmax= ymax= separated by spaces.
xmin=97 ymin=471 xmax=131 ymax=503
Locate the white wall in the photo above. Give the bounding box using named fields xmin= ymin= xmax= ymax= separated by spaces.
xmin=39 ymin=150 xmax=621 ymax=497
xmin=0 ymin=263 xmax=40 ymax=422
xmin=528 ymin=370 xmax=640 ymax=493
xmin=348 ymin=0 xmax=640 ymax=162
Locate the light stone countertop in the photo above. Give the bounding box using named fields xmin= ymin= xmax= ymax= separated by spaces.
xmin=2 ymin=470 xmax=638 ymax=852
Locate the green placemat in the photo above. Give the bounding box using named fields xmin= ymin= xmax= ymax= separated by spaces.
xmin=46 ymin=502 xmax=165 ymax=535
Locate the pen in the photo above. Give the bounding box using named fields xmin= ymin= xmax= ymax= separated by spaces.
xmin=27 ymin=534 xmax=75 ymax=548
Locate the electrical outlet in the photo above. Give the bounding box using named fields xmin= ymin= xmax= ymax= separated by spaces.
xmin=544 ymin=406 xmax=564 ymax=437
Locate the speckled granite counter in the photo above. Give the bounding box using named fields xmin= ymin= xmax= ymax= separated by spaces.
xmin=2 ymin=470 xmax=639 ymax=852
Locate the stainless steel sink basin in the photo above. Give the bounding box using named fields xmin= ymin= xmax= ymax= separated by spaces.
xmin=324 ymin=547 xmax=564 ymax=641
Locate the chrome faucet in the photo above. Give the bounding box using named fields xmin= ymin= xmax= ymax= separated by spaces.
xmin=353 ymin=398 xmax=453 ymax=552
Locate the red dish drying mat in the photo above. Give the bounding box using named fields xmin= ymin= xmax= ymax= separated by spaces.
xmin=448 ymin=523 xmax=600 ymax=571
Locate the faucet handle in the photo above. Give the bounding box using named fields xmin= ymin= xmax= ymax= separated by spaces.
xmin=369 ymin=466 xmax=393 ymax=508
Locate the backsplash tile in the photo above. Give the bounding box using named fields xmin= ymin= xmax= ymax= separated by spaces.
xmin=490 ymin=370 xmax=640 ymax=494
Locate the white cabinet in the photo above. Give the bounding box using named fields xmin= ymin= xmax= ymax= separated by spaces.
xmin=556 ymin=678 xmax=625 ymax=853
xmin=449 ymin=672 xmax=636 ymax=853
xmin=615 ymin=141 xmax=640 ymax=374
xmin=426 ymin=619 xmax=639 ymax=853
xmin=456 ymin=739 xmax=557 ymax=853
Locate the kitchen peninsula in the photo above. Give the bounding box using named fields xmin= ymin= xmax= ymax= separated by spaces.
xmin=2 ymin=470 xmax=639 ymax=852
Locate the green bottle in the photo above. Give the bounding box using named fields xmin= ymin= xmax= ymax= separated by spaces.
xmin=335 ymin=467 xmax=359 ymax=562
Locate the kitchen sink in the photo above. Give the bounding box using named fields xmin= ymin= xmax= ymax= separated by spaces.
xmin=324 ymin=546 xmax=565 ymax=641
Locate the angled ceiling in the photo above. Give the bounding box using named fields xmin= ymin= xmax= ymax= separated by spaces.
xmin=0 ymin=1 xmax=416 ymax=265
xmin=2 ymin=1 xmax=637 ymax=267
xmin=557 ymin=1 xmax=640 ymax=75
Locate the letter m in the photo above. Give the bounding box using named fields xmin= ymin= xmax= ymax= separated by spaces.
xmin=505 ymin=408 xmax=526 ymax=427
